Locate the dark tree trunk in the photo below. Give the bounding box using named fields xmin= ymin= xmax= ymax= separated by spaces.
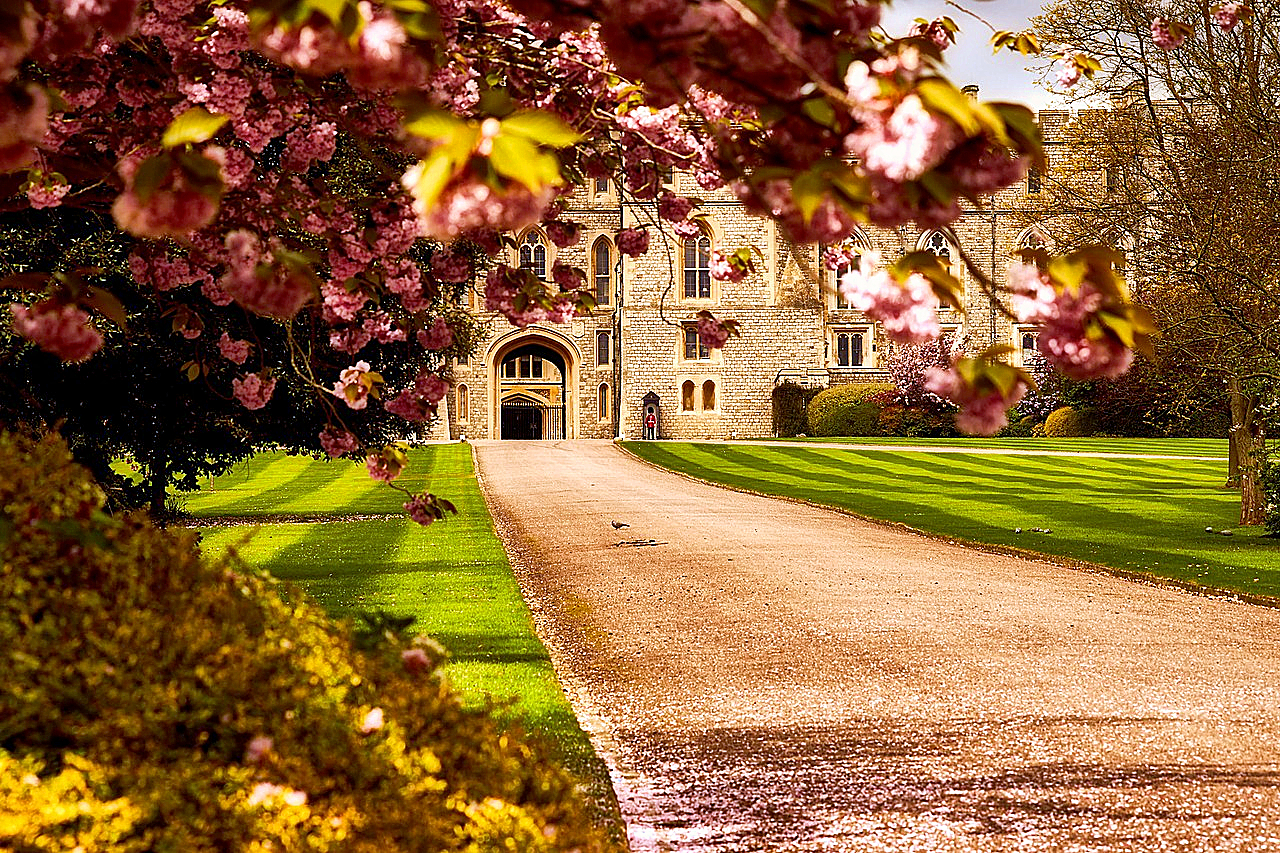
xmin=146 ymin=452 xmax=169 ymax=520
xmin=1228 ymin=376 xmax=1265 ymax=525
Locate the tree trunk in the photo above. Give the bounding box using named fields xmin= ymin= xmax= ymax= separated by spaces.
xmin=1226 ymin=420 xmax=1240 ymax=488
xmin=1228 ymin=376 xmax=1266 ymax=525
xmin=147 ymin=452 xmax=169 ymax=520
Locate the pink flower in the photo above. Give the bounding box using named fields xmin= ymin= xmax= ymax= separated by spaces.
xmin=1151 ymin=18 xmax=1186 ymax=50
xmin=385 ymin=387 xmax=437 ymax=422
xmin=320 ymin=281 xmax=368 ymax=324
xmin=360 ymin=707 xmax=384 ymax=734
xmin=709 ymin=250 xmax=747 ymax=283
xmin=1007 ymin=262 xmax=1057 ymax=324
xmin=1213 ymin=2 xmax=1245 ymax=31
xmin=218 ymin=332 xmax=250 ymax=365
xmin=366 ymin=452 xmax=401 ymax=482
xmin=552 ymin=263 xmax=585 ymax=291
xmin=330 ymin=326 xmax=372 ymax=354
xmin=244 ymin=735 xmax=273 ymax=764
xmin=545 ymin=220 xmax=580 ymax=248
xmin=11 ymin=301 xmax=103 ymax=362
xmin=924 ymin=365 xmax=1028 ymax=436
xmin=112 ymin=152 xmax=223 ymax=239
xmin=282 ymin=789 xmax=308 ymax=807
xmin=838 ymin=253 xmax=940 ymax=345
xmin=417 ymin=317 xmax=454 ymax=350
xmin=403 ymin=164 xmax=553 ymax=241
xmin=220 ymin=231 xmax=314 ymax=321
xmin=232 ymin=372 xmax=276 ymax=410
xmin=909 ymin=18 xmax=953 ymax=50
xmin=319 ymin=427 xmax=359 ymax=458
xmin=403 ymin=491 xmax=455 ymax=526
xmin=429 ymin=248 xmax=471 ymax=283
xmin=616 ymin=227 xmax=649 ymax=257
xmin=696 ymin=314 xmax=732 ymax=350
xmin=846 ymin=94 xmax=962 ymax=182
xmin=332 ymin=360 xmax=374 ymax=410
xmin=1056 ymin=57 xmax=1084 ymax=88
xmin=26 ymin=178 xmax=70 ymax=210
xmin=657 ymin=194 xmax=694 ymax=223
xmin=401 ymin=647 xmax=432 ymax=673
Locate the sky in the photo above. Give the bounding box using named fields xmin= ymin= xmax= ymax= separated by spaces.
xmin=879 ymin=1 xmax=1062 ymax=109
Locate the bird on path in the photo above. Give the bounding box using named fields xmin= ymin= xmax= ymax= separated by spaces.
xmin=611 ymin=520 xmax=630 ymax=529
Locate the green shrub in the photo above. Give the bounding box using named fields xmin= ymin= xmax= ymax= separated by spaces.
xmin=871 ymin=389 xmax=959 ymax=438
xmin=1043 ymin=406 xmax=1098 ymax=437
xmin=998 ymin=415 xmax=1039 ymax=438
xmin=806 ymin=383 xmax=893 ymax=437
xmin=1262 ymin=458 xmax=1280 ymax=537
xmin=771 ymin=383 xmax=820 ymax=437
xmin=0 ymin=432 xmax=603 ymax=852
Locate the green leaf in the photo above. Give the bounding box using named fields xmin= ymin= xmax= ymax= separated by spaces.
xmin=162 ymin=107 xmax=230 ymax=149
xmin=791 ymin=171 xmax=827 ymax=225
xmin=131 ymin=155 xmax=172 ymax=203
xmin=915 ymin=78 xmax=981 ymax=136
xmin=1047 ymin=254 xmax=1088 ymax=291
xmin=800 ymin=97 xmax=837 ymax=130
xmin=477 ymin=88 xmax=515 ymax=118
xmin=83 ymin=287 xmax=129 ymax=330
xmin=403 ymin=109 xmax=465 ymax=141
xmin=500 ymin=111 xmax=583 ymax=148
xmin=489 ymin=135 xmax=562 ymax=190
xmin=406 ymin=153 xmax=454 ymax=214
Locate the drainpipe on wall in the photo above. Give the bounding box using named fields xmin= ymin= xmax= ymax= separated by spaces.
xmin=989 ymin=207 xmax=998 ymax=346
xmin=613 ymin=191 xmax=625 ymax=439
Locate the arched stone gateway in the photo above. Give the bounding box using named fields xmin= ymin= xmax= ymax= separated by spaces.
xmin=488 ymin=331 xmax=580 ymax=440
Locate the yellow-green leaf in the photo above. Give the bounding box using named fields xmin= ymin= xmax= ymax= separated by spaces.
xmin=500 ymin=111 xmax=583 ymax=149
xmin=162 ymin=107 xmax=229 ymax=149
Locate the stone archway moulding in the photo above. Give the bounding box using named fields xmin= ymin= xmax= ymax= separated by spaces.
xmin=486 ymin=326 xmax=583 ymax=440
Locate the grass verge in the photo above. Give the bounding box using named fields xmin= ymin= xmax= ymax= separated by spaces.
xmin=184 ymin=445 xmax=623 ymax=846
xmin=621 ymin=439 xmax=1279 ymax=603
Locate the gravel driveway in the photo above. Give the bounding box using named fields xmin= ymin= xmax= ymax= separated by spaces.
xmin=474 ymin=440 xmax=1280 ymax=853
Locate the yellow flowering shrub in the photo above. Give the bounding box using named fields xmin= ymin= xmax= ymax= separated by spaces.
xmin=0 ymin=432 xmax=603 ymax=853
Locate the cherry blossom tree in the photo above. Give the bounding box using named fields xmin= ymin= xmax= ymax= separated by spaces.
xmin=0 ymin=0 xmax=1212 ymax=513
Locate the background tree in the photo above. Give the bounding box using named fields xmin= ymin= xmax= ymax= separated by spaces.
xmin=1030 ymin=0 xmax=1280 ymax=522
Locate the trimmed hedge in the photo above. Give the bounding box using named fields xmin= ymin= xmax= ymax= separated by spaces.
xmin=0 ymin=432 xmax=603 ymax=852
xmin=771 ymin=383 xmax=821 ymax=437
xmin=1044 ymin=406 xmax=1098 ymax=437
xmin=807 ymin=383 xmax=893 ymax=437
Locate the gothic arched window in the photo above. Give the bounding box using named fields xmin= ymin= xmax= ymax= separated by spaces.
xmin=519 ymin=231 xmax=548 ymax=280
xmin=683 ymin=233 xmax=712 ymax=299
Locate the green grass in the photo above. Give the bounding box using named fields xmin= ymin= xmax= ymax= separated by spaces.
xmin=622 ymin=439 xmax=1280 ymax=602
xmin=184 ymin=447 xmax=620 ymax=838
xmin=758 ymin=435 xmax=1229 ymax=457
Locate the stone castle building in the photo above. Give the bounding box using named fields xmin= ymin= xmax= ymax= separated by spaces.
xmin=447 ymin=109 xmax=1078 ymax=442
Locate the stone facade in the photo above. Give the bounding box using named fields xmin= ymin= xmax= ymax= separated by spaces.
xmin=449 ymin=114 xmax=1070 ymax=442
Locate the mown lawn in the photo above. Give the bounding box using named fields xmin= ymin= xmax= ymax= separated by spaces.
xmin=622 ymin=439 xmax=1280 ymax=602
xmin=184 ymin=446 xmax=618 ymax=832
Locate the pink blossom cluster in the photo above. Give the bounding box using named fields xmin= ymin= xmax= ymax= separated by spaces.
xmin=1213 ymin=2 xmax=1246 ymax=31
xmin=484 ymin=266 xmax=576 ymax=328
xmin=10 ymin=300 xmax=103 ymax=362
xmin=359 ymin=707 xmax=384 ymax=734
xmin=112 ymin=150 xmax=223 ymax=239
xmin=545 ymin=220 xmax=580 ymax=248
xmin=332 ymin=361 xmax=375 ymax=410
xmin=129 ymin=250 xmax=209 ymax=292
xmin=838 ymin=252 xmax=940 ymax=344
xmin=26 ymin=175 xmax=69 ymax=209
xmin=1151 ymin=18 xmax=1186 ymax=50
xmin=924 ymin=365 xmax=1028 ymax=436
xmin=403 ymin=163 xmax=553 ymax=241
xmin=385 ymin=370 xmax=448 ymax=423
xmin=318 ymin=426 xmax=359 ymax=459
xmin=709 ymin=250 xmax=747 ymax=283
xmin=909 ymin=18 xmax=953 ymax=50
xmin=695 ymin=312 xmax=735 ymax=350
xmin=243 ymin=735 xmax=272 ymax=764
xmin=365 ymin=450 xmax=402 ymax=483
xmin=220 ymin=231 xmax=313 ymax=320
xmin=552 ymin=263 xmax=585 ymax=291
xmin=1056 ymin=56 xmax=1085 ymax=88
xmin=217 ymin=332 xmax=250 ymax=365
xmin=429 ymin=249 xmax=471 ymax=284
xmin=823 ymin=244 xmax=861 ymax=273
xmin=417 ymin=317 xmax=454 ymax=350
xmin=231 ymin=371 xmax=276 ymax=411
xmin=321 ymin=282 xmax=368 ymax=325
xmin=1008 ymin=262 xmax=1135 ymax=380
xmin=735 ymin=178 xmax=858 ymax=244
xmin=403 ymin=492 xmax=453 ymax=527
xmin=615 ymin=227 xmax=650 ymax=257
